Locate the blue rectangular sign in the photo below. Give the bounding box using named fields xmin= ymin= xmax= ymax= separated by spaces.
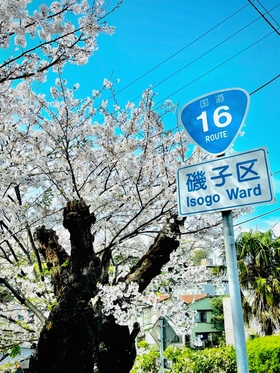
xmin=177 ymin=148 xmax=275 ymax=216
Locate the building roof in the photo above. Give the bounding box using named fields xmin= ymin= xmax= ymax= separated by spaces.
xmin=179 ymin=294 xmax=209 ymax=304
xmin=156 ymin=294 xmax=169 ymax=302
xmin=147 ymin=293 xmax=209 ymax=304
xmin=0 ymin=348 xmax=34 ymax=368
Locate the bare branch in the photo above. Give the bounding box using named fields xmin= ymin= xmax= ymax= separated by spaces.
xmin=123 ymin=216 xmax=185 ymax=292
xmin=0 ymin=278 xmax=46 ymax=324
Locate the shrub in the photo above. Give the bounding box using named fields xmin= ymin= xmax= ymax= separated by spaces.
xmin=164 ymin=346 xmax=195 ymax=373
xmin=130 ymin=345 xmax=160 ymax=373
xmin=164 ymin=345 xmax=236 ymax=373
xmin=133 ymin=335 xmax=280 ymax=373
xmin=247 ymin=335 xmax=280 ymax=373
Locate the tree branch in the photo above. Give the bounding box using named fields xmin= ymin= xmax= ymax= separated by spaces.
xmin=0 ymin=221 xmax=32 ymax=264
xmin=34 ymin=226 xmax=69 ymax=299
xmin=0 ymin=278 xmax=46 ymax=324
xmin=14 ymin=185 xmax=44 ymax=276
xmin=123 ymin=216 xmax=185 ymax=292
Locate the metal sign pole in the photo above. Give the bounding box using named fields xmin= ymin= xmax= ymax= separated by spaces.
xmin=177 ymin=87 xmax=273 ymax=373
xmin=159 ymin=317 xmax=165 ymax=373
xmin=222 ymin=210 xmax=249 ymax=373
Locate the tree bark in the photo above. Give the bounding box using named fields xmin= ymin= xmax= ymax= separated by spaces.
xmin=29 ymin=202 xmax=183 ymax=373
xmin=124 ymin=216 xmax=183 ymax=292
xmin=33 ymin=225 xmax=70 ymax=299
xmin=95 ymin=216 xmax=183 ymax=372
xmin=30 ymin=200 xmax=101 ymax=373
xmin=96 ymin=316 xmax=140 ymax=373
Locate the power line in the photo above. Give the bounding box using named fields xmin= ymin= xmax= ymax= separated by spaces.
xmin=256 ymin=0 xmax=280 ymax=29
xmin=234 ymin=207 xmax=280 ymax=227
xmin=113 ymin=2 xmax=279 ymax=105
xmin=101 ymin=3 xmax=280 ymax=113
xmin=113 ymin=3 xmax=250 ymax=97
xmin=250 ymin=72 xmax=280 ymax=95
xmin=234 ymin=169 xmax=280 ymax=227
xmin=155 ymin=28 xmax=276 ymax=106
xmin=130 ymin=5 xmax=280 ymax=104
xmin=248 ymin=0 xmax=280 ymax=35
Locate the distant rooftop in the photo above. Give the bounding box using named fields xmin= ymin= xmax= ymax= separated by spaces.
xmin=179 ymin=294 xmax=209 ymax=304
xmin=150 ymin=293 xmax=209 ymax=304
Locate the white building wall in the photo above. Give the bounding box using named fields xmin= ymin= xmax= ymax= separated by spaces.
xmin=223 ymin=296 xmax=252 ymax=345
xmin=223 ymin=297 xmax=235 ymax=345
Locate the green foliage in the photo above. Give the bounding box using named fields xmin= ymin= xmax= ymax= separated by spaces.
xmin=164 ymin=346 xmax=195 ymax=372
xmin=210 ymin=265 xmax=225 ymax=276
xmin=137 ymin=340 xmax=150 ymax=349
xmin=10 ymin=345 xmax=21 ymax=359
xmin=47 ymin=299 xmax=58 ymax=311
xmin=131 ymin=345 xmax=160 ymax=373
xmin=247 ymin=335 xmax=280 ymax=373
xmin=165 ymin=345 xmax=236 ymax=373
xmin=132 ymin=344 xmax=237 ymax=373
xmin=61 ymin=259 xmax=69 ymax=268
xmin=211 ymin=332 xmax=226 ymax=346
xmin=210 ymin=297 xmax=225 ymax=329
xmin=133 ymin=336 xmax=280 ymax=372
xmin=236 ymin=230 xmax=280 ymax=334
xmin=191 ymin=249 xmax=210 ymax=266
xmin=131 ymin=336 xmax=280 ymax=373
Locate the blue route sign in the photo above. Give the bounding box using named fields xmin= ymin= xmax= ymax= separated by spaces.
xmin=177 ymin=147 xmax=275 ymax=216
xmin=180 ymin=88 xmax=250 ymax=155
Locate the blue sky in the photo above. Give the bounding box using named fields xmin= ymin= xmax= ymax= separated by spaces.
xmin=34 ymin=0 xmax=280 ymax=234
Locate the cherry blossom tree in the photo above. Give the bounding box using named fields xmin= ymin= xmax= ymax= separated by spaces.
xmin=0 ymin=1 xmax=227 ymax=372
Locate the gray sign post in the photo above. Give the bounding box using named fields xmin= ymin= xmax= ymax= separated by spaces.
xmin=178 ymin=89 xmax=274 ymax=373
xmin=222 ymin=210 xmax=249 ymax=373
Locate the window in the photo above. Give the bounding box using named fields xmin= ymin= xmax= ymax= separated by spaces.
xmin=195 ymin=311 xmax=207 ymax=323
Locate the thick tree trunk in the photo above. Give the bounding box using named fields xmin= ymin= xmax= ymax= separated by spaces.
xmin=30 ymin=200 xmax=101 ymax=373
xmin=29 ymin=201 xmax=182 ymax=373
xmin=96 ymin=316 xmax=140 ymax=373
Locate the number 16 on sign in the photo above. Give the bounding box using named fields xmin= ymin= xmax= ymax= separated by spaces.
xmin=180 ymin=88 xmax=250 ymax=155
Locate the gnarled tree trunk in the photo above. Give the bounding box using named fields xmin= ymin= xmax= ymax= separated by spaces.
xmin=30 ymin=200 xmax=101 ymax=373
xmin=29 ymin=200 xmax=182 ymax=373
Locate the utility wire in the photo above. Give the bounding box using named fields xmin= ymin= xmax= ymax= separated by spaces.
xmin=113 ymin=2 xmax=279 ymax=104
xmin=248 ymin=0 xmax=280 ymax=35
xmin=250 ymin=72 xmax=280 ymax=95
xmin=130 ymin=5 xmax=280 ymax=104
xmin=234 ymin=169 xmax=280 ymax=227
xmin=101 ymin=3 xmax=280 ymax=112
xmin=112 ymin=3 xmax=250 ymax=97
xmin=234 ymin=207 xmax=280 ymax=227
xmin=256 ymin=0 xmax=280 ymax=28
xmin=155 ymin=27 xmax=278 ymax=106
xmin=111 ymin=2 xmax=280 ymax=230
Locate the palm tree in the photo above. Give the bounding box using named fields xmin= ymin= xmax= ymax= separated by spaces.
xmin=235 ymin=229 xmax=280 ymax=335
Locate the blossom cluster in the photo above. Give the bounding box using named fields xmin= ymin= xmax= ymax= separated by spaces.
xmin=97 ymin=282 xmax=140 ymax=326
xmin=0 ymin=0 xmax=115 ymax=83
xmin=0 ymin=74 xmax=235 ymax=350
xmin=0 ymin=2 xmax=246 ymax=352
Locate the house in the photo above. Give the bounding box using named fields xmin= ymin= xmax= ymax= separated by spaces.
xmin=180 ymin=294 xmax=224 ymax=348
xmin=139 ymin=293 xmax=224 ymax=349
xmin=0 ymin=347 xmax=34 ymax=372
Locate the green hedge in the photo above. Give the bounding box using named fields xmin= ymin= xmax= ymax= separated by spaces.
xmin=164 ymin=345 xmax=236 ymax=373
xmin=247 ymin=335 xmax=280 ymax=373
xmin=132 ymin=335 xmax=280 ymax=373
